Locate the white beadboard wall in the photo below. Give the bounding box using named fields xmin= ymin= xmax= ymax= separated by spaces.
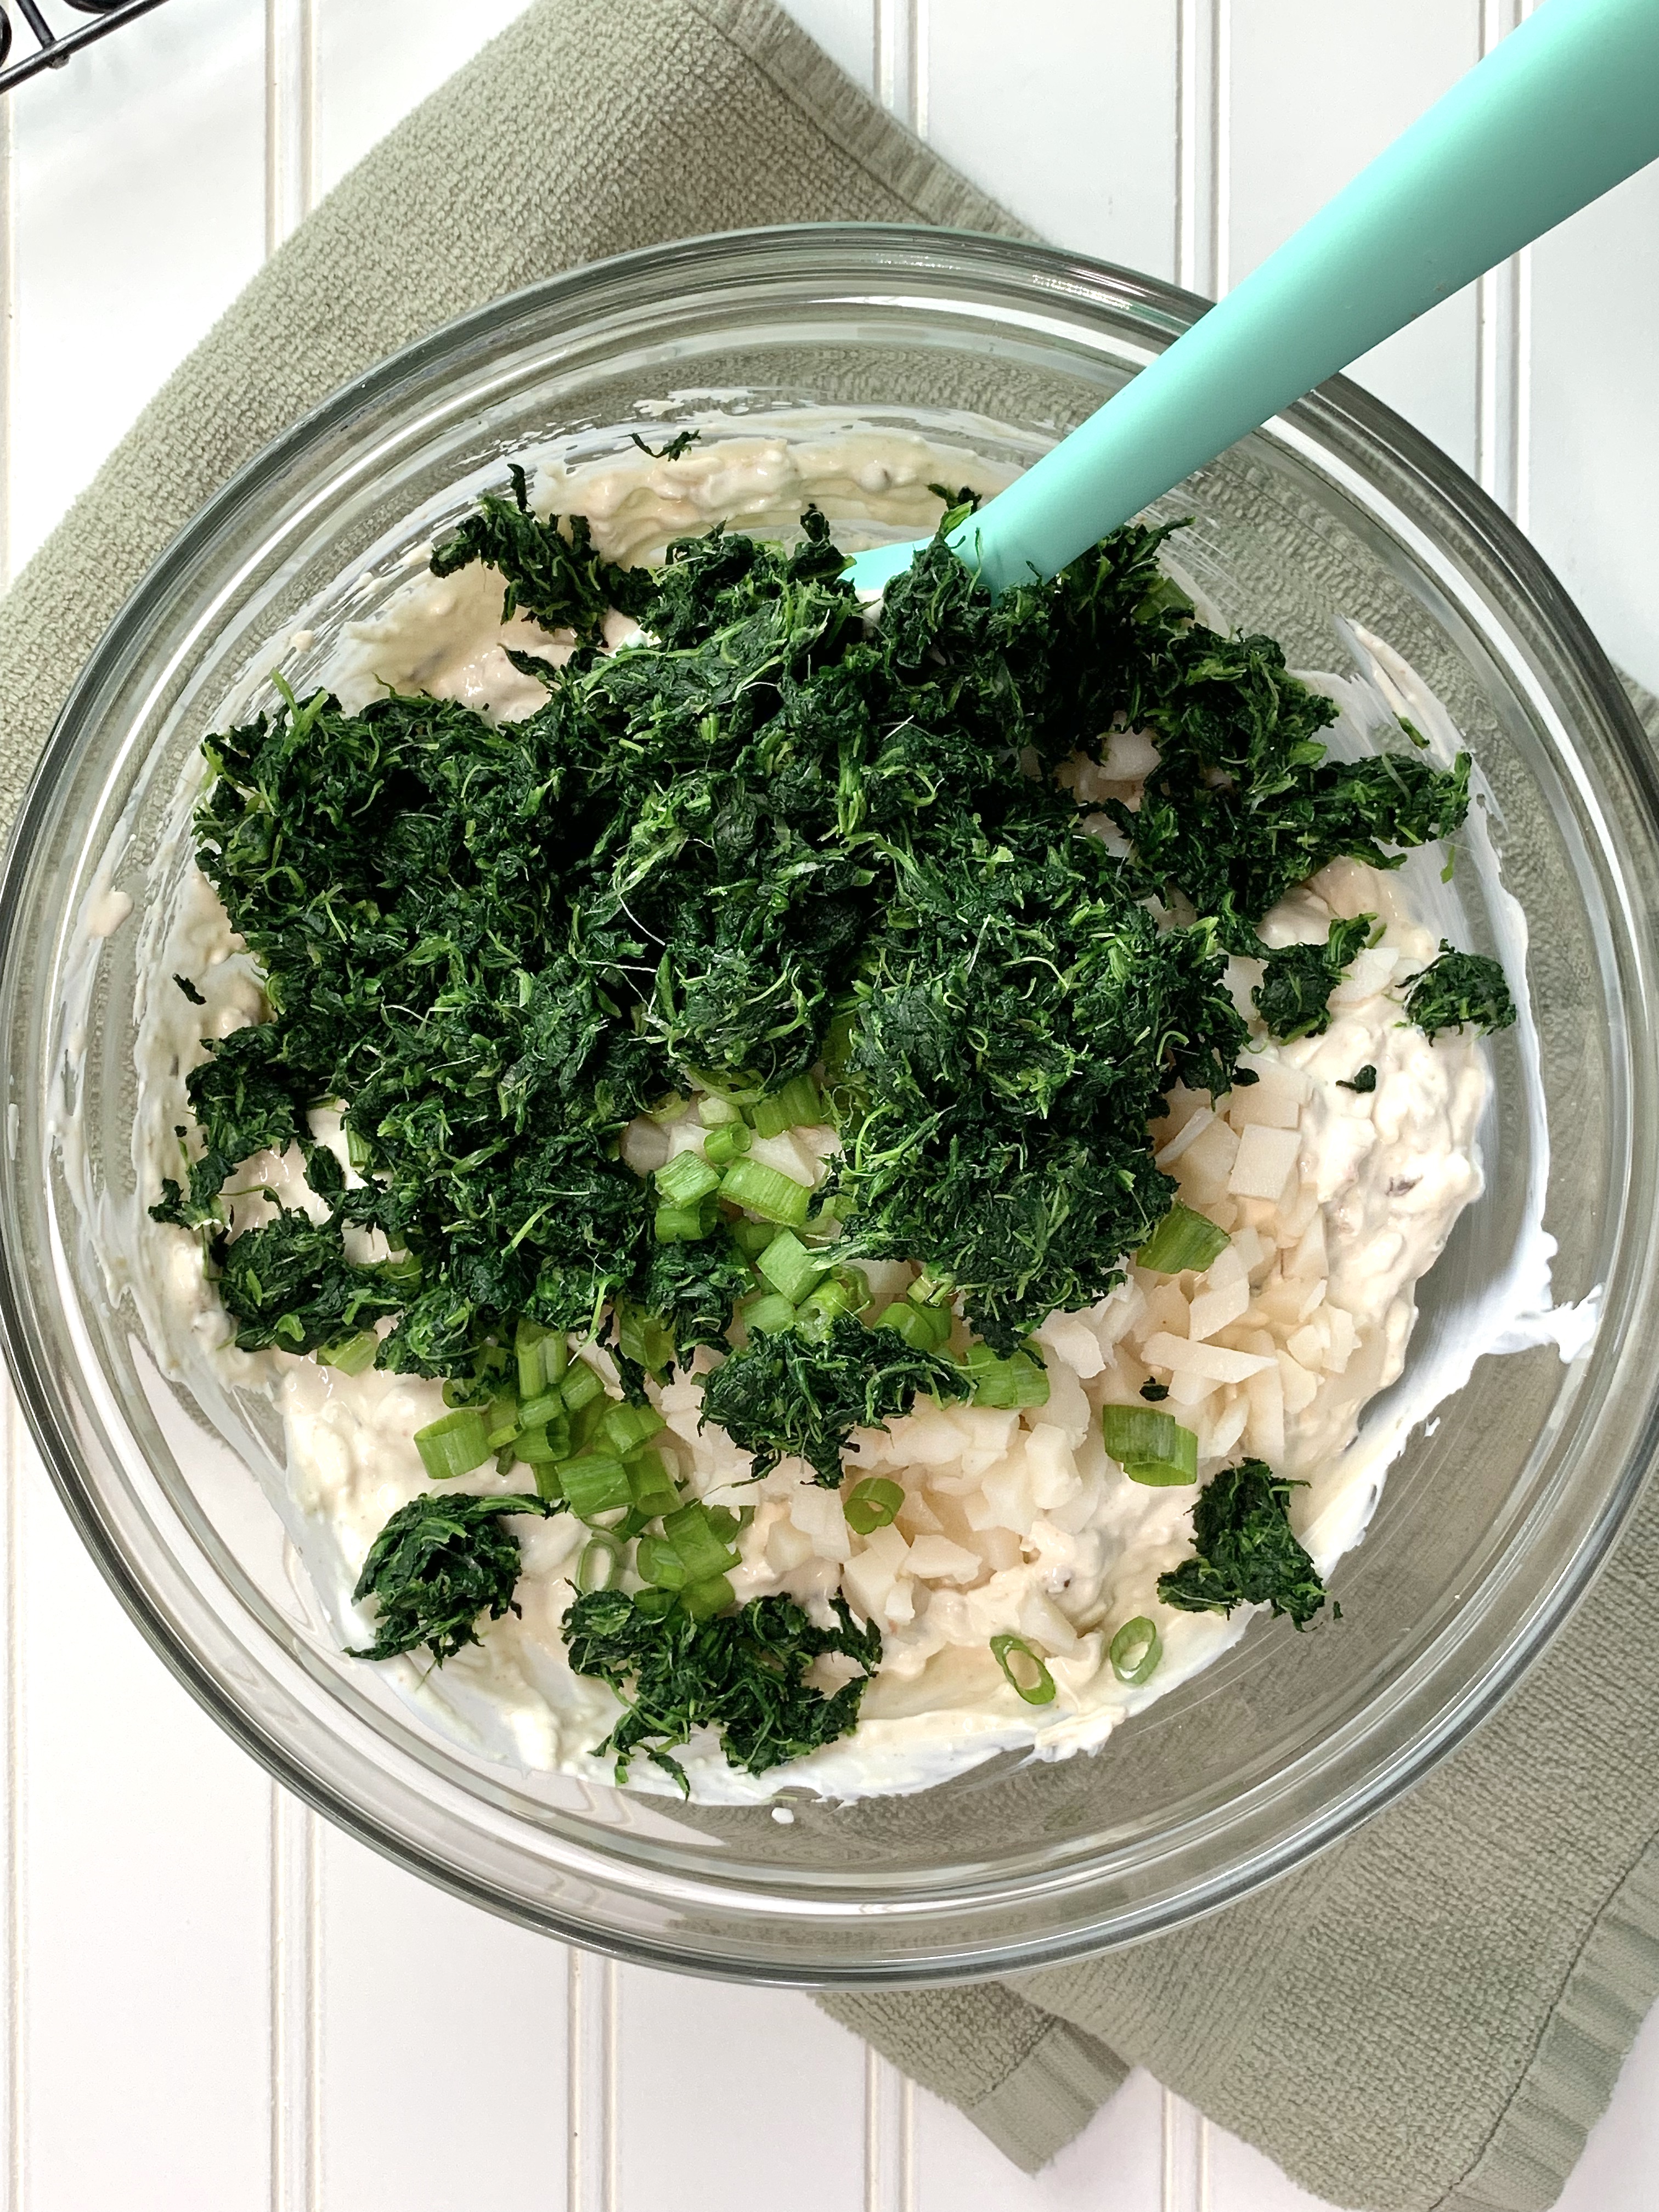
xmin=0 ymin=4 xmax=1654 ymax=2207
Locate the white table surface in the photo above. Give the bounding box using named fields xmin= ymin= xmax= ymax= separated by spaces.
xmin=0 ymin=3 xmax=1655 ymax=2206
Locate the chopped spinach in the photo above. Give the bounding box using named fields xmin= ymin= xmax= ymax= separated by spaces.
xmin=629 ymin=428 xmax=703 ymax=462
xmin=563 ymin=1587 xmax=882 ymax=1787
xmin=1252 ymin=914 xmax=1375 ymax=1042
xmin=1156 ymin=1458 xmax=1329 ymax=1628
xmin=428 ymin=462 xmax=652 ymax=645
xmin=347 ymin=1491 xmax=558 ymax=1663
xmin=163 ymin=475 xmax=1511 ymax=1759
xmin=1338 ymin=1064 xmax=1378 ymax=1094
xmin=1403 ymin=940 xmax=1517 ymax=1040
xmin=699 ymin=1314 xmax=970 ymax=1485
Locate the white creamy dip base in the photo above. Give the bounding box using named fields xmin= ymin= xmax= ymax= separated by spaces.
xmin=132 ymin=426 xmax=1504 ymax=1804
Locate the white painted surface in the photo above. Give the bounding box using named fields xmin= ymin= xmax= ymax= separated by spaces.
xmin=0 ymin=1 xmax=1654 ymax=2204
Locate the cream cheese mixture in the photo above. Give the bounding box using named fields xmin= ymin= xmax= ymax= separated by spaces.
xmin=125 ymin=424 xmax=1519 ymax=1802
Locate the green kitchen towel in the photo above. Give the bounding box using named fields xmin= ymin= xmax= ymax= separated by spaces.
xmin=2 ymin=5 xmax=1657 ymax=2207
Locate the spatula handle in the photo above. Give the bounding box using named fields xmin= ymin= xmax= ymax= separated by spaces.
xmin=958 ymin=0 xmax=1659 ymax=596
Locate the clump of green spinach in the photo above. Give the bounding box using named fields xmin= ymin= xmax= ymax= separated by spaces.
xmin=1252 ymin=914 xmax=1376 ymax=1042
xmin=1403 ymin=940 xmax=1517 ymax=1040
xmin=1156 ymin=1459 xmax=1329 ymax=1628
xmin=563 ymin=1587 xmax=882 ymax=1788
xmin=699 ymin=1316 xmax=970 ymax=1485
xmin=162 ymin=484 xmax=1485 ymax=1494
xmin=347 ymin=1491 xmax=559 ymax=1663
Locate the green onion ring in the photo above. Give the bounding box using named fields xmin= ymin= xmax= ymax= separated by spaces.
xmin=989 ymin=1632 xmax=1057 ymax=1706
xmin=576 ymin=1533 xmax=625 ymax=1594
xmin=1108 ymin=1615 xmax=1163 ymax=1685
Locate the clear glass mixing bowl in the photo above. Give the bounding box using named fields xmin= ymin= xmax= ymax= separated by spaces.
xmin=3 ymin=225 xmax=1657 ymax=1983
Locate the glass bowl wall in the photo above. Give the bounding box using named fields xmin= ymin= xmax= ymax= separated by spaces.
xmin=2 ymin=225 xmax=1656 ymax=1982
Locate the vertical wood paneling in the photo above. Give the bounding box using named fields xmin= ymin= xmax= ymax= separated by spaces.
xmin=1227 ymin=0 xmax=1481 ymax=471
xmin=266 ymin=0 xmax=317 ymax=255
xmin=16 ymin=1441 xmax=273 ymax=2210
xmin=568 ymin=1949 xmax=618 ymax=2212
xmin=270 ymin=1790 xmax=322 ymax=2212
xmin=3 ymin=15 xmax=277 ymax=2204
xmin=312 ymin=0 xmax=533 ymax=200
xmin=1175 ymin=0 xmax=1227 ymax=298
xmin=614 ymin=1966 xmax=864 ymax=2211
xmin=1473 ymin=0 xmax=1532 ymax=522
xmin=7 ymin=0 xmax=268 ymax=568
xmin=866 ymin=2050 xmax=915 ymax=2212
xmin=785 ymin=0 xmax=876 ymax=97
xmin=1525 ymin=161 xmax=1659 ymax=697
xmin=917 ymin=1 xmax=1179 ymax=280
xmin=314 ymin=1828 xmax=571 ymax=2211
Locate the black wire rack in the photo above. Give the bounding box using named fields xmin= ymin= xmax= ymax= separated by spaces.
xmin=0 ymin=0 xmax=175 ymax=94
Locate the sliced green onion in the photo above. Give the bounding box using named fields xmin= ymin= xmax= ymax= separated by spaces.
xmin=532 ymin=1463 xmax=565 ymax=1504
xmin=727 ymin=1217 xmax=776 ymax=1260
xmin=560 ymin=1361 xmax=605 ymax=1414
xmin=718 ymin=1157 xmax=811 ymax=1227
xmin=1101 ymin=1404 xmax=1198 ymax=1485
xmin=654 ymin=1150 xmax=722 ymax=1207
xmin=567 ymin=1396 xmax=608 ymax=1457
xmin=742 ymin=1292 xmax=798 ymax=1337
xmin=751 ymin=1073 xmax=824 ymax=1138
xmin=654 ymin=1193 xmax=720 ymax=1243
xmin=756 ymin=1229 xmax=827 ymax=1303
xmin=616 ymin=1299 xmax=674 ymax=1378
xmin=634 ymin=1533 xmax=688 ymax=1590
xmin=1137 ymin=1200 xmax=1230 ymax=1276
xmin=844 ymin=1477 xmax=906 ymax=1536
xmin=515 ymin=1415 xmax=571 ymax=1465
xmin=702 ymin=1118 xmax=752 ymax=1168
xmin=633 ymin=1586 xmax=678 ymax=1622
xmin=317 ymin=1330 xmax=378 ymax=1376
xmin=802 ymin=1197 xmax=842 ymax=1244
xmin=797 ymin=1270 xmax=867 ymax=1341
xmin=680 ymin=1574 xmax=735 ymax=1621
xmin=874 ymin=1299 xmax=951 ymax=1352
xmin=625 ymin=1448 xmax=680 ymax=1520
xmin=990 ymin=1633 xmax=1057 ymax=1706
xmin=601 ymin=1401 xmax=665 ymax=1456
xmin=414 ymin=1407 xmax=491 ymax=1481
xmin=484 ymin=1391 xmax=522 ymax=1450
xmin=558 ymin=1453 xmax=632 ymax=1520
xmin=515 ymin=1316 xmax=568 ymax=1400
xmin=577 ymin=1534 xmax=624 ymax=1593
xmin=697 ymin=1093 xmax=743 ymax=1129
xmin=703 ymin=1503 xmax=749 ymax=1547
xmin=660 ymin=1500 xmax=742 ymax=1584
xmin=1102 ymin=1403 xmax=1184 ymax=1463
xmin=909 ymin=1271 xmax=955 ymax=1308
xmin=1109 ymin=1616 xmax=1163 ymax=1685
xmin=959 ymin=1344 xmax=1050 ymax=1409
xmin=517 ymin=1387 xmax=565 ymax=1431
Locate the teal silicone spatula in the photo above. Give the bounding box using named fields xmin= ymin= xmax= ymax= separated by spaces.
xmin=848 ymin=0 xmax=1659 ymax=599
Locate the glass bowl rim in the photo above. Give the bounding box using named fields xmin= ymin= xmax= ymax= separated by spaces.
xmin=1 ymin=221 xmax=1656 ymax=1983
